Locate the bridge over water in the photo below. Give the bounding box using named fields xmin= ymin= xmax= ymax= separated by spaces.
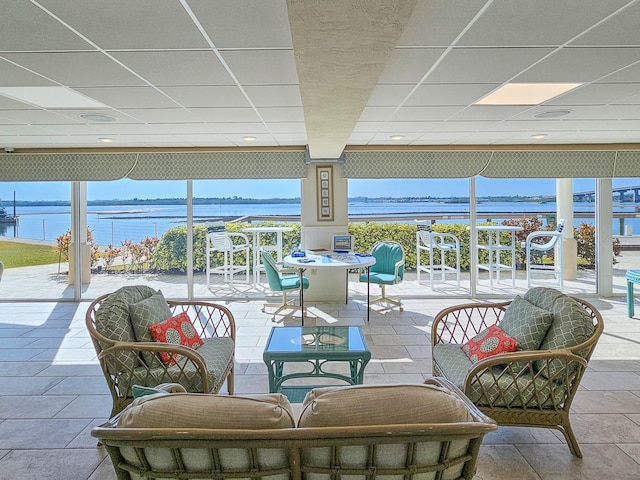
xmin=574 ymin=186 xmax=640 ymax=203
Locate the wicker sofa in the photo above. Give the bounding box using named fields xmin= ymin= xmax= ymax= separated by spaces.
xmin=431 ymin=287 xmax=603 ymax=458
xmin=92 ymin=377 xmax=496 ymax=480
xmin=86 ymin=285 xmax=236 ymax=417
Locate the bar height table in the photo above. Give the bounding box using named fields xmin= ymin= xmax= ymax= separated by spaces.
xmin=475 ymin=225 xmax=523 ymax=289
xmin=242 ymin=226 xmax=293 ymax=284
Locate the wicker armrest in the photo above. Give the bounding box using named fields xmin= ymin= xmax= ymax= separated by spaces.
xmin=168 ymin=301 xmax=236 ymax=340
xmin=431 ymin=301 xmax=510 ymax=346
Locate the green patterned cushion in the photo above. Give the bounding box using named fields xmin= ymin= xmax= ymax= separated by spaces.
xmin=432 ymin=344 xmax=474 ymax=389
xmin=537 ymin=295 xmax=595 ymax=377
xmin=523 ymin=287 xmax=566 ymax=312
xmin=129 ymin=293 xmax=172 ymax=365
xmin=94 ymin=285 xmax=159 ymax=370
xmin=499 ymin=296 xmax=554 ymax=352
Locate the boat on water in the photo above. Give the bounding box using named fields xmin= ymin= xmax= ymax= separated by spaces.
xmin=0 ymin=204 xmax=18 ymax=224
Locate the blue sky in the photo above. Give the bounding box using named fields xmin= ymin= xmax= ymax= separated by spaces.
xmin=0 ymin=177 xmax=629 ymax=202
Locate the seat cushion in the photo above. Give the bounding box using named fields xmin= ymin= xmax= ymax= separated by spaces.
xmin=298 ymin=383 xmax=473 ymax=428
xmin=361 ymin=272 xmax=398 ymax=284
xmin=95 ymin=285 xmax=159 ymax=370
xmin=117 ymin=392 xmax=294 ymax=429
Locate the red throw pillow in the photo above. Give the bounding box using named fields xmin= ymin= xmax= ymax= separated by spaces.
xmin=150 ymin=312 xmax=203 ymax=365
xmin=462 ymin=324 xmax=517 ymax=363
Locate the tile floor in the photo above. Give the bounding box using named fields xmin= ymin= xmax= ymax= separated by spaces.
xmin=1 ymin=292 xmax=640 ymax=480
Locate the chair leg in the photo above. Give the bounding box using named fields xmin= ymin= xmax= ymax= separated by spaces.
xmin=557 ymin=418 xmax=582 ymax=458
xmin=227 ymin=366 xmax=235 ymax=395
xmin=369 ymin=285 xmax=403 ymax=311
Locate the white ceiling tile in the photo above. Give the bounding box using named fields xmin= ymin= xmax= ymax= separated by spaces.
xmin=0 ymin=109 xmax=81 ymax=124
xmin=367 ymin=85 xmax=416 ymax=107
xmin=377 ymin=49 xmax=446 ymax=83
xmin=157 ymin=86 xmax=248 ymax=108
xmin=449 ymin=105 xmax=535 ymax=121
xmin=413 ymin=132 xmax=474 ymax=144
xmin=188 ymin=0 xmax=292 ymax=48
xmin=426 ymin=48 xmax=554 ymax=84
xmin=37 ymin=0 xmax=208 ymax=49
xmin=243 ymin=86 xmax=302 ymax=107
xmin=257 ymin=107 xmax=305 ymax=122
xmin=3 ymin=52 xmax=145 ymax=87
xmin=392 ymin=106 xmax=465 ymax=121
xmin=406 ymin=84 xmax=499 ymax=106
xmin=188 ymin=108 xmax=260 ymax=123
xmin=220 ymin=50 xmax=298 ymax=84
xmin=173 ymin=134 xmax=233 ymax=146
xmin=358 ymin=107 xmax=397 ymax=122
xmin=571 ymin=2 xmax=640 ymax=46
xmin=432 ymin=121 xmax=501 ymax=132
xmin=515 ymin=47 xmax=640 ymax=83
xmin=545 ymin=83 xmax=640 ymax=106
xmin=120 ymin=108 xmax=202 ymax=123
xmin=347 ymin=132 xmax=376 ymax=144
xmin=0 ymin=58 xmax=57 ymax=87
xmin=268 ymin=123 xmax=306 ymax=134
xmin=458 ymin=0 xmax=633 ymax=46
xmin=272 ymin=134 xmax=307 ymax=145
xmin=352 ymin=122 xmax=385 ymax=133
xmin=211 ymin=123 xmax=269 ymax=134
xmin=397 ymin=0 xmax=485 ymax=47
xmin=76 ymin=86 xmax=180 ymax=109
xmin=370 ymin=132 xmax=424 ymax=143
xmin=379 ymin=122 xmax=439 ymax=133
xmin=112 ymin=51 xmax=233 ymax=86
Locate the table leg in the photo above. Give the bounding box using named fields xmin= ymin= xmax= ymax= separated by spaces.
xmin=628 ymin=280 xmax=635 ymax=318
xmin=298 ymin=267 xmax=305 ymax=325
xmin=367 ymin=266 xmax=371 ymax=323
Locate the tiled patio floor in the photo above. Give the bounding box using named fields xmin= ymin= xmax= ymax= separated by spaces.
xmin=1 ymin=291 xmax=640 ymax=479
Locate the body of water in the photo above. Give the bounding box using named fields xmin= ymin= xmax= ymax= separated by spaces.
xmin=0 ymin=201 xmax=634 ymax=246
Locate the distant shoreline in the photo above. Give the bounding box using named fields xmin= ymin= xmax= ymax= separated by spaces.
xmin=3 ymin=195 xmax=555 ymax=207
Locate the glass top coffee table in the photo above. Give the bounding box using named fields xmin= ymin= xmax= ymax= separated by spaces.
xmin=263 ymin=326 xmax=371 ymax=403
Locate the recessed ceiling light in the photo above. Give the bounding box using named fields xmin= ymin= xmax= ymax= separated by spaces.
xmin=390 ymin=135 xmax=404 ymax=141
xmin=242 ymin=136 xmax=256 ymax=142
xmin=533 ymin=110 xmax=572 ymax=119
xmin=80 ymin=113 xmax=117 ymax=122
xmin=0 ymin=86 xmax=107 ymax=108
xmin=531 ymin=134 xmax=548 ymax=140
xmin=475 ymin=83 xmax=582 ymax=105
xmin=99 ymin=137 xmax=114 ymax=143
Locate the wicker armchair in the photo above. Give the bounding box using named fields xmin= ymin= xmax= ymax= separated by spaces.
xmin=431 ymin=289 xmax=603 ymax=458
xmin=86 ymin=287 xmax=235 ymax=417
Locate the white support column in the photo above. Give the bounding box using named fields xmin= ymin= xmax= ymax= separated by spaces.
xmin=556 ymin=178 xmax=576 ymax=281
xmin=596 ymin=178 xmax=613 ymax=296
xmin=69 ymin=181 xmax=90 ymax=291
xmin=300 ymin=162 xmax=349 ymax=301
xmin=187 ymin=180 xmax=194 ymax=300
xmin=469 ymin=177 xmax=477 ymax=297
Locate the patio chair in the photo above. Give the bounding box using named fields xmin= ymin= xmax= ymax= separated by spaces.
xmin=431 ymin=287 xmax=603 ymax=457
xmin=206 ymin=222 xmax=250 ymax=287
xmin=416 ymin=221 xmax=461 ymax=289
xmin=261 ymin=249 xmax=309 ymax=321
xmin=359 ymin=240 xmax=405 ymax=311
xmin=86 ymin=285 xmax=236 ymax=416
xmin=521 ymin=219 xmax=565 ymax=289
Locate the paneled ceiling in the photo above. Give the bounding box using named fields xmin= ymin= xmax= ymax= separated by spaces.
xmin=1 ymin=0 xmax=640 ymax=158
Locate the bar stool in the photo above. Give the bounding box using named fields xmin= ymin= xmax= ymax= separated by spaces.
xmin=416 ymin=221 xmax=460 ymax=289
xmin=206 ymin=223 xmax=250 ymax=287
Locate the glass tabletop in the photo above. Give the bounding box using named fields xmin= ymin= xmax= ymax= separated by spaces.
xmin=264 ymin=326 xmax=367 ymax=353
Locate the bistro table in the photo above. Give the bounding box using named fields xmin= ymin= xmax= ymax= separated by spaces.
xmin=474 ymin=225 xmax=523 ymax=289
xmin=242 ymin=226 xmax=293 ymax=284
xmin=284 ymin=252 xmax=376 ymax=323
xmin=263 ymin=325 xmax=371 ymax=403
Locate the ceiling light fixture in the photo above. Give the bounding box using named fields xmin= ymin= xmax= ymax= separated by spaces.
xmin=533 ymin=110 xmax=572 ymax=119
xmin=99 ymin=137 xmax=114 ymax=143
xmin=80 ymin=113 xmax=117 ymax=122
xmin=0 ymin=86 xmax=107 ymax=108
xmin=475 ymin=83 xmax=582 ymax=105
xmin=390 ymin=135 xmax=404 ymax=141
xmin=531 ymin=134 xmax=548 ymax=140
xmin=242 ymin=136 xmax=256 ymax=142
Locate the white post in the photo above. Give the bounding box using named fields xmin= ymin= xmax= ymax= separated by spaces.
xmin=596 ymin=178 xmax=613 ymax=296
xmin=556 ymin=178 xmax=576 ymax=281
xmin=187 ymin=180 xmax=194 ymax=299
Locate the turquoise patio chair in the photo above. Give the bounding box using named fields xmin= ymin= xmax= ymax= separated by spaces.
xmin=359 ymin=241 xmax=405 ymax=311
xmin=261 ymin=249 xmax=309 ymax=321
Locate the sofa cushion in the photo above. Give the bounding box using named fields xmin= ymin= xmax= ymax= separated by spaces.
xmin=94 ymin=285 xmax=159 ymax=370
xmin=129 ymin=292 xmax=172 ymax=364
xmin=499 ymin=296 xmax=554 ymax=352
xmin=462 ymin=324 xmax=518 ymax=363
xmin=117 ymin=392 xmax=295 ymax=429
xmin=150 ymin=312 xmax=204 ymax=365
xmin=298 ymin=383 xmax=473 ymax=428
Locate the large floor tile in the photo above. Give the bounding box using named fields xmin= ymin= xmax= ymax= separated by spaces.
xmin=474 ymin=444 xmax=541 ymax=480
xmin=0 ymin=449 xmax=107 ymax=480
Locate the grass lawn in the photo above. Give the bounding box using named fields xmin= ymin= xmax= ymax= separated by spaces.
xmin=0 ymin=241 xmax=59 ymax=268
